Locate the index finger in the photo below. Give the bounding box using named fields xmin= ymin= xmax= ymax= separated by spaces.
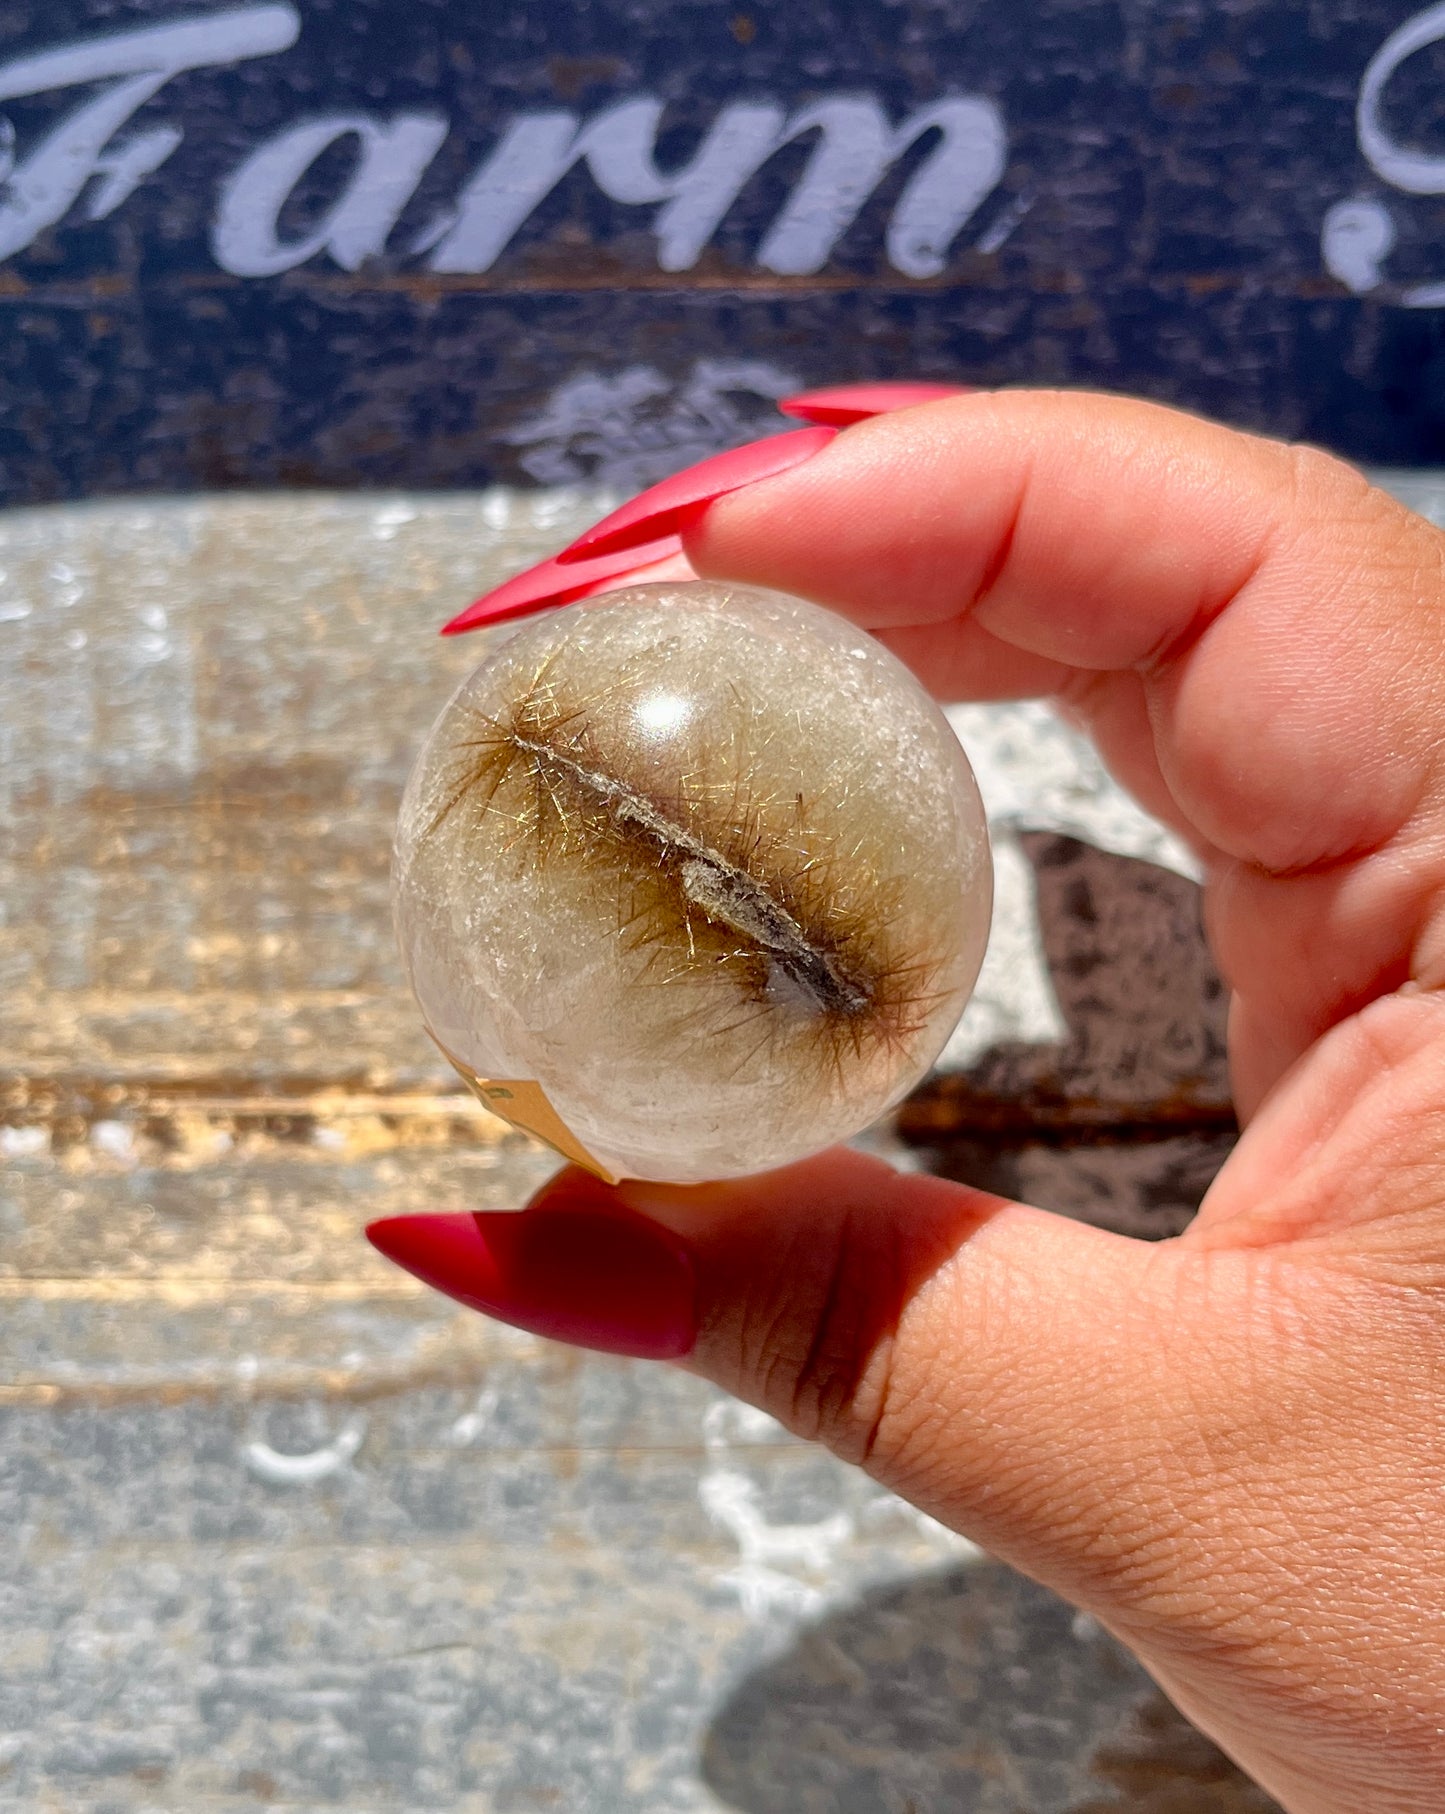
xmin=684 ymin=389 xmax=1444 ymax=869
xmin=682 ymin=390 xmax=1445 ymax=1102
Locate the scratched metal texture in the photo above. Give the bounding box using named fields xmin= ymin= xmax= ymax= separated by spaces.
xmin=3 ymin=0 xmax=1445 ymax=508
xmin=25 ymin=479 xmax=1445 ymax=1806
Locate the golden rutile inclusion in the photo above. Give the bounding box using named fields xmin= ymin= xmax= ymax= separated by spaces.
xmin=394 ymin=581 xmax=991 ymax=1183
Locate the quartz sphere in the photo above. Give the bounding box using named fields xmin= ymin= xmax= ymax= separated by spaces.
xmin=394 ymin=581 xmax=991 ymax=1184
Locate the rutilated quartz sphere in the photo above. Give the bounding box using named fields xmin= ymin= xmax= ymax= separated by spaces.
xmin=394 ymin=580 xmax=991 ymax=1184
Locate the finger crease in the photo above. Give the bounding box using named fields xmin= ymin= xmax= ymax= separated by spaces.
xmin=967 ymin=462 xmax=1031 ymax=618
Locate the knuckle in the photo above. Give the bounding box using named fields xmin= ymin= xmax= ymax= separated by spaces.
xmin=755 ymin=1206 xmax=911 ymax=1465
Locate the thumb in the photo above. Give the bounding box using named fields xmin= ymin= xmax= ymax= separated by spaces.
xmin=369 ymin=1119 xmax=1445 ymax=1807
xmin=609 ymin=1148 xmax=1164 ymax=1589
xmin=372 ymin=1147 xmax=1202 ymax=1608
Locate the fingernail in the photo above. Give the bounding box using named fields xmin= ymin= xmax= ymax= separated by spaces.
xmin=366 ymin=1189 xmax=697 ymax=1360
xmin=554 ymin=426 xmax=836 ymax=564
xmin=442 ymin=537 xmax=689 ymax=634
xmin=778 ymin=382 xmax=971 ymax=426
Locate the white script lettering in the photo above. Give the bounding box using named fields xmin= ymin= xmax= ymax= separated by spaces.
xmin=213 ymin=112 xmax=447 ymax=275
xmin=0 ymin=8 xmax=1008 ymax=279
xmin=421 ymin=99 xmax=788 ymax=273
xmin=757 ymin=96 xmax=1006 ymax=278
xmin=1321 ymin=1 xmax=1445 ymax=307
xmin=422 ymin=93 xmax=1006 ymax=276
xmin=1358 ymin=0 xmax=1445 ymax=193
xmin=0 ymin=5 xmax=299 ymax=262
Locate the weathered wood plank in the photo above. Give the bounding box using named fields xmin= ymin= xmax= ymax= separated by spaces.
xmin=0 ymin=1389 xmax=1274 ymax=1812
xmin=2 ymin=0 xmax=1445 ymax=498
xmin=9 ymin=477 xmax=1392 ymax=1810
xmin=0 ymin=492 xmax=596 ymax=1085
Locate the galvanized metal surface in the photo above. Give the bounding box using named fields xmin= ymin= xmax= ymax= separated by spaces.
xmin=9 ymin=474 xmax=1414 ymax=1808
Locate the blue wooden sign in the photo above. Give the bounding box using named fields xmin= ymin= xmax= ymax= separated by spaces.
xmin=2 ymin=0 xmax=1444 ymax=503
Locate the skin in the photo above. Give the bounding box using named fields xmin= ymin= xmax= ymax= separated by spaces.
xmin=557 ymin=393 xmax=1445 ymax=1812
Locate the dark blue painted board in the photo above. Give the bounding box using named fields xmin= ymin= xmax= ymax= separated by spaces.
xmin=2 ymin=0 xmax=1444 ymax=501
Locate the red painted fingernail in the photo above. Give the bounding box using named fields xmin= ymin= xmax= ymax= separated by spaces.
xmin=778 ymin=382 xmax=971 ymax=426
xmin=441 ymin=537 xmax=690 ymax=634
xmin=555 ymin=427 xmax=836 ymax=563
xmin=366 ymin=1190 xmax=696 ymax=1360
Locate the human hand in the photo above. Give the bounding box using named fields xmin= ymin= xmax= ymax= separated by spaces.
xmin=373 ymin=393 xmax=1445 ymax=1813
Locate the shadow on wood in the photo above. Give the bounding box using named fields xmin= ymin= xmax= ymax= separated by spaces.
xmin=701 ymin=1564 xmax=1282 ymax=1814
xmin=902 ymin=834 xmax=1237 ymax=1240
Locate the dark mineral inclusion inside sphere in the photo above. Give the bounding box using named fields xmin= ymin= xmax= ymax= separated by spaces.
xmin=394 ymin=581 xmax=992 ymax=1183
